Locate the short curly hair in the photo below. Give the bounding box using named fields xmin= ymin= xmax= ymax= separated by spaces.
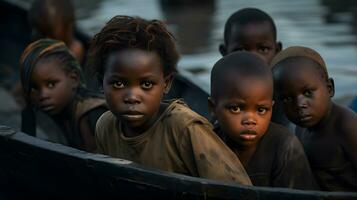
xmin=87 ymin=15 xmax=180 ymax=83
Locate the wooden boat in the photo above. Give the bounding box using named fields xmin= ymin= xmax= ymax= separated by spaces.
xmin=1 ymin=126 xmax=357 ymax=200
xmin=0 ymin=1 xmax=356 ymax=199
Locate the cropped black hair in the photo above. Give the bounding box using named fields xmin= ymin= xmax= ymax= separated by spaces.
xmin=210 ymin=51 xmax=272 ymax=99
xmin=87 ymin=15 xmax=180 ymax=83
xmin=224 ymin=8 xmax=277 ymax=43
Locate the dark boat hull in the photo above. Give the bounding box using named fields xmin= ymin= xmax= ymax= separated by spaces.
xmin=1 ymin=126 xmax=356 ymax=200
xmin=1 ymin=1 xmax=356 ymax=199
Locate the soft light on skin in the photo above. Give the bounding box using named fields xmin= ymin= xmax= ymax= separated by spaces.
xmin=209 ymin=75 xmax=274 ymax=148
xmin=220 ymin=21 xmax=282 ymax=65
xmin=30 ymin=57 xmax=79 ymax=116
xmin=103 ymin=49 xmax=172 ymax=137
xmin=273 ymin=59 xmax=334 ymax=129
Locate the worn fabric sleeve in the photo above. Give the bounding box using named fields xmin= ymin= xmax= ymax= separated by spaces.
xmin=178 ymin=121 xmax=252 ymax=185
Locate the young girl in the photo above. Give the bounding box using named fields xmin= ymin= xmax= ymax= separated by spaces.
xmin=20 ymin=39 xmax=107 ymax=152
xmin=88 ymin=15 xmax=251 ymax=185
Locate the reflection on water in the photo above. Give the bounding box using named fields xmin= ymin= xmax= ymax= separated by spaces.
xmin=17 ymin=0 xmax=357 ymax=104
xmin=159 ymin=0 xmax=215 ymax=55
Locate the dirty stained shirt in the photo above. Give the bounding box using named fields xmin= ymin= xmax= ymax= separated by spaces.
xmin=95 ymin=100 xmax=252 ymax=185
xmin=217 ymin=122 xmax=318 ymax=189
xmin=296 ymin=127 xmax=357 ymax=192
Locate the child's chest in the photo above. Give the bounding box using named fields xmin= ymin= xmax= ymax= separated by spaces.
xmin=302 ymin=132 xmax=348 ymax=169
xmin=116 ymin=132 xmax=190 ymax=175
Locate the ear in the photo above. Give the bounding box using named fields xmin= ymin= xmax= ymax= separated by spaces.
xmin=163 ymin=74 xmax=174 ymax=94
xmin=327 ymin=78 xmax=335 ymax=97
xmin=272 ymin=100 xmax=275 ymax=107
xmin=219 ymin=43 xmax=227 ymax=56
xmin=275 ymin=41 xmax=282 ymax=53
xmin=208 ymin=97 xmax=217 ymax=117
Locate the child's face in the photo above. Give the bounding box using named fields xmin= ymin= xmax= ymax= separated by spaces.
xmin=221 ymin=22 xmax=281 ymax=64
xmin=103 ymin=49 xmax=172 ymax=132
xmin=210 ymin=76 xmax=273 ymax=148
xmin=274 ymin=61 xmax=333 ymax=128
xmin=30 ymin=58 xmax=79 ymax=116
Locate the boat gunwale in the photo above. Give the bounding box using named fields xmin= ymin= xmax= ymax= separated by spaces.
xmin=1 ymin=126 xmax=356 ymax=199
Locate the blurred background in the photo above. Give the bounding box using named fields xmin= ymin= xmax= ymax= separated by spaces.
xmin=1 ymin=0 xmax=357 ymax=115
xmin=70 ymin=0 xmax=357 ymax=104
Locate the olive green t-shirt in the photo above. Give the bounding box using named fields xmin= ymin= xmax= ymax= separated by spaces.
xmin=95 ymin=100 xmax=251 ymax=185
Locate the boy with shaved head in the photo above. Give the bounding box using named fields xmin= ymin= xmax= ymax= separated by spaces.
xmin=272 ymin=46 xmax=357 ymax=191
xmin=209 ymin=51 xmax=317 ymax=189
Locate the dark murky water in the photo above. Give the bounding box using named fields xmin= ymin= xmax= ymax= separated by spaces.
xmin=14 ymin=0 xmax=357 ymax=104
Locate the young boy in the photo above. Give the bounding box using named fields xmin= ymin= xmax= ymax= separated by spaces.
xmin=209 ymin=51 xmax=317 ymax=189
xmin=28 ymin=0 xmax=84 ymax=62
xmin=219 ymin=8 xmax=290 ymax=128
xmin=219 ymin=8 xmax=282 ymax=64
xmin=89 ymin=16 xmax=251 ymax=185
xmin=272 ymin=46 xmax=357 ymax=191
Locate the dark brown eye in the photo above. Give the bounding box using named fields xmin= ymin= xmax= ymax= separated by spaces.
xmin=258 ymin=46 xmax=270 ymax=54
xmin=113 ymin=81 xmax=124 ymax=89
xmin=47 ymin=82 xmax=55 ymax=88
xmin=257 ymin=107 xmax=267 ymax=115
xmin=229 ymin=105 xmax=241 ymax=113
xmin=141 ymin=81 xmax=153 ymax=89
xmin=303 ymin=90 xmax=313 ymax=97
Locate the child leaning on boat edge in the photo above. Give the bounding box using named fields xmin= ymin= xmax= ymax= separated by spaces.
xmin=19 ymin=39 xmax=107 ymax=153
xmin=209 ymin=51 xmax=318 ymax=190
xmin=88 ymin=15 xmax=251 ymax=185
xmin=271 ymin=46 xmax=357 ymax=192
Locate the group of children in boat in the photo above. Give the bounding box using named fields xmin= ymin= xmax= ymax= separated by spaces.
xmin=18 ymin=0 xmax=357 ymax=192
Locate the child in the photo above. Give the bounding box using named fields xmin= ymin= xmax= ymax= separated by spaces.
xmin=28 ymin=0 xmax=84 ymax=63
xmin=209 ymin=51 xmax=317 ymax=189
xmin=88 ymin=15 xmax=251 ymax=185
xmin=219 ymin=8 xmax=290 ymax=128
xmin=271 ymin=46 xmax=357 ymax=191
xmin=20 ymin=39 xmax=107 ymax=153
xmin=219 ymin=8 xmax=282 ymax=64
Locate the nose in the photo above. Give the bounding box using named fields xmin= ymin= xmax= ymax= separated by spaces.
xmin=123 ymin=88 xmax=141 ymax=104
xmin=297 ymin=95 xmax=308 ymax=109
xmin=241 ymin=112 xmax=257 ymax=127
xmin=39 ymin=88 xmax=50 ymax=102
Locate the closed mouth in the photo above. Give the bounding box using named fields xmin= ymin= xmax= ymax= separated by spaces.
xmin=40 ymin=105 xmax=55 ymax=112
xmin=239 ymin=130 xmax=257 ymax=140
xmin=298 ymin=115 xmax=312 ymax=123
xmin=121 ymin=111 xmax=144 ymax=120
